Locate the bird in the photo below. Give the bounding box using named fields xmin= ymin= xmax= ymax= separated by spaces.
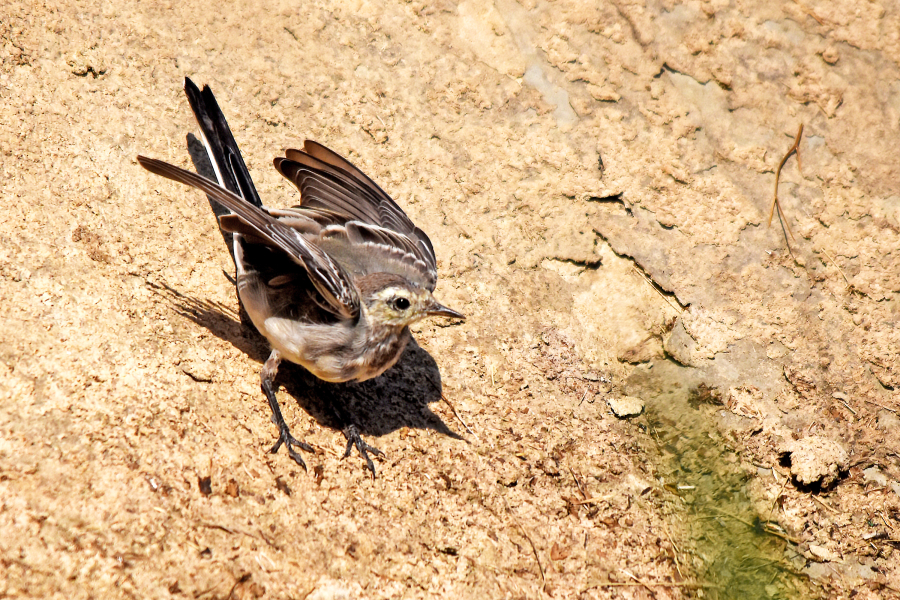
xmin=138 ymin=78 xmax=464 ymax=476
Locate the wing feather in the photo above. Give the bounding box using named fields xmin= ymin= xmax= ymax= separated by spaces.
xmin=274 ymin=146 xmax=438 ymax=289
xmin=138 ymin=156 xmax=360 ymax=318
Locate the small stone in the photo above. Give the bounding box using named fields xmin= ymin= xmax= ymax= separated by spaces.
xmin=877 ymin=410 xmax=900 ymax=431
xmin=850 ymin=560 xmax=877 ymax=581
xmin=785 ymin=436 xmax=848 ymax=487
xmin=821 ymin=46 xmax=839 ymax=64
xmin=727 ymin=386 xmax=762 ymax=418
xmin=225 ymin=479 xmax=240 ymax=497
xmin=809 ymin=544 xmax=837 ymax=562
xmin=862 ymin=467 xmax=888 ymax=486
xmin=607 ymin=396 xmax=644 ymax=418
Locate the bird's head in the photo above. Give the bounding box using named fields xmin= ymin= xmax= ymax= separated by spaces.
xmin=358 ymin=273 xmax=464 ymax=328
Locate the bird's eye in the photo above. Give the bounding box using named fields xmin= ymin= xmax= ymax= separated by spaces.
xmin=392 ymin=297 xmax=411 ymax=311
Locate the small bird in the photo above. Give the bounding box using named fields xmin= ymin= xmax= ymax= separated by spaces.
xmin=138 ymin=78 xmax=464 ymax=475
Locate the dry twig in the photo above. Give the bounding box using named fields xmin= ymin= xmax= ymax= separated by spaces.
xmin=586 ymin=580 xmax=712 ymax=589
xmin=569 ymin=467 xmax=588 ymax=499
xmin=440 ymin=392 xmax=478 ymax=441
xmin=810 ymin=494 xmax=836 ymax=513
xmin=620 ymin=569 xmax=659 ymax=597
xmin=864 ymin=399 xmax=897 ymax=414
xmin=631 ymin=265 xmax=682 ymax=313
xmin=425 ymin=372 xmax=478 ymax=441
xmin=836 ymin=398 xmax=857 ymax=415
xmin=662 ymin=522 xmax=684 ymax=579
xmin=504 ymin=498 xmax=545 ymax=590
xmin=769 ymin=468 xmax=792 ymax=519
xmin=818 ymin=247 xmax=851 ymax=287
xmin=768 ymin=124 xmax=804 ymax=247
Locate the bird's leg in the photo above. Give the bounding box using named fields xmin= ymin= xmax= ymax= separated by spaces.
xmin=261 ymin=349 xmax=314 ymax=468
xmin=342 ymin=424 xmax=384 ymax=478
xmin=327 ymin=397 xmax=383 ymax=477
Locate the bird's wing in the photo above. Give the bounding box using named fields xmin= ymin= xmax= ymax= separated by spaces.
xmin=320 ymin=222 xmax=438 ymax=291
xmin=274 ymin=144 xmax=438 ymax=290
xmin=265 ymin=205 xmax=436 ymax=291
xmin=138 ymin=156 xmax=360 ymax=319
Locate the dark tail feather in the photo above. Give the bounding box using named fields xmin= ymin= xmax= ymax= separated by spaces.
xmin=182 ymin=77 xmax=264 ymax=269
xmin=183 ymin=77 xmax=262 ymax=208
xmin=181 ymin=78 xmax=260 ymax=327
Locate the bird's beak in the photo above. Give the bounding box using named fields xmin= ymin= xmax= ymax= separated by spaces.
xmin=427 ymin=301 xmax=465 ymax=320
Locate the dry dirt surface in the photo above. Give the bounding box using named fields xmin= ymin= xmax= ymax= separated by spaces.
xmin=2 ymin=0 xmax=899 ymax=598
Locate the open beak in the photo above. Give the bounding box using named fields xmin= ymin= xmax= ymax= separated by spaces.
xmin=426 ymin=301 xmax=466 ymax=320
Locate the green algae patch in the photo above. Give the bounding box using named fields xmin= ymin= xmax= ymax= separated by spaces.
xmin=627 ymin=360 xmax=817 ymax=600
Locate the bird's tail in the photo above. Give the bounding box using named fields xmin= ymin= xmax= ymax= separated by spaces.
xmin=181 ymin=78 xmax=261 ymax=325
xmin=183 ymin=77 xmax=262 ymax=208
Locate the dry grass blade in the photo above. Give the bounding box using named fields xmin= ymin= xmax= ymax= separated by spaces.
xmin=504 ymin=498 xmax=545 ymax=589
xmin=620 ymin=569 xmax=659 ymax=597
xmin=818 ymin=247 xmax=851 ymax=288
xmin=425 ymin=372 xmax=478 ymax=441
xmin=768 ymin=124 xmax=804 ymax=246
xmin=663 ymin=522 xmax=684 ymax=579
xmin=587 ymin=581 xmax=711 ymax=589
xmin=864 ymin=399 xmax=897 ymax=414
xmin=630 ymin=265 xmax=682 ymax=313
xmin=440 ymin=393 xmax=478 ymax=441
xmin=569 ymin=467 xmax=588 ymax=499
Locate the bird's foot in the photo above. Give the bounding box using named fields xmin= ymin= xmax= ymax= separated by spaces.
xmin=270 ymin=425 xmax=315 ymax=470
xmin=342 ymin=424 xmax=384 ymax=478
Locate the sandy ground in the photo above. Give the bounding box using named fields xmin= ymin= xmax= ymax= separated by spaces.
xmin=1 ymin=0 xmax=899 ymax=598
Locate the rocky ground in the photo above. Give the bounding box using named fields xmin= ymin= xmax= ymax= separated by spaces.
xmin=1 ymin=0 xmax=899 ymax=598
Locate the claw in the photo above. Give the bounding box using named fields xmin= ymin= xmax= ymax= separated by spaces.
xmin=342 ymin=424 xmax=384 ymax=478
xmin=270 ymin=425 xmax=314 ymax=470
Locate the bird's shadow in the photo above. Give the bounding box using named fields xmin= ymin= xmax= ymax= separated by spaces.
xmin=148 ymin=252 xmax=461 ymax=442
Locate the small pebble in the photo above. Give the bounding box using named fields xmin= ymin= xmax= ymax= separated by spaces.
xmin=607 ymin=396 xmax=644 ymax=418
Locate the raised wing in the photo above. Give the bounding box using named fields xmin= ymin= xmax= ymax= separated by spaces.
xmin=137 ymin=156 xmax=360 ymax=319
xmin=274 ymin=143 xmax=439 ymax=291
